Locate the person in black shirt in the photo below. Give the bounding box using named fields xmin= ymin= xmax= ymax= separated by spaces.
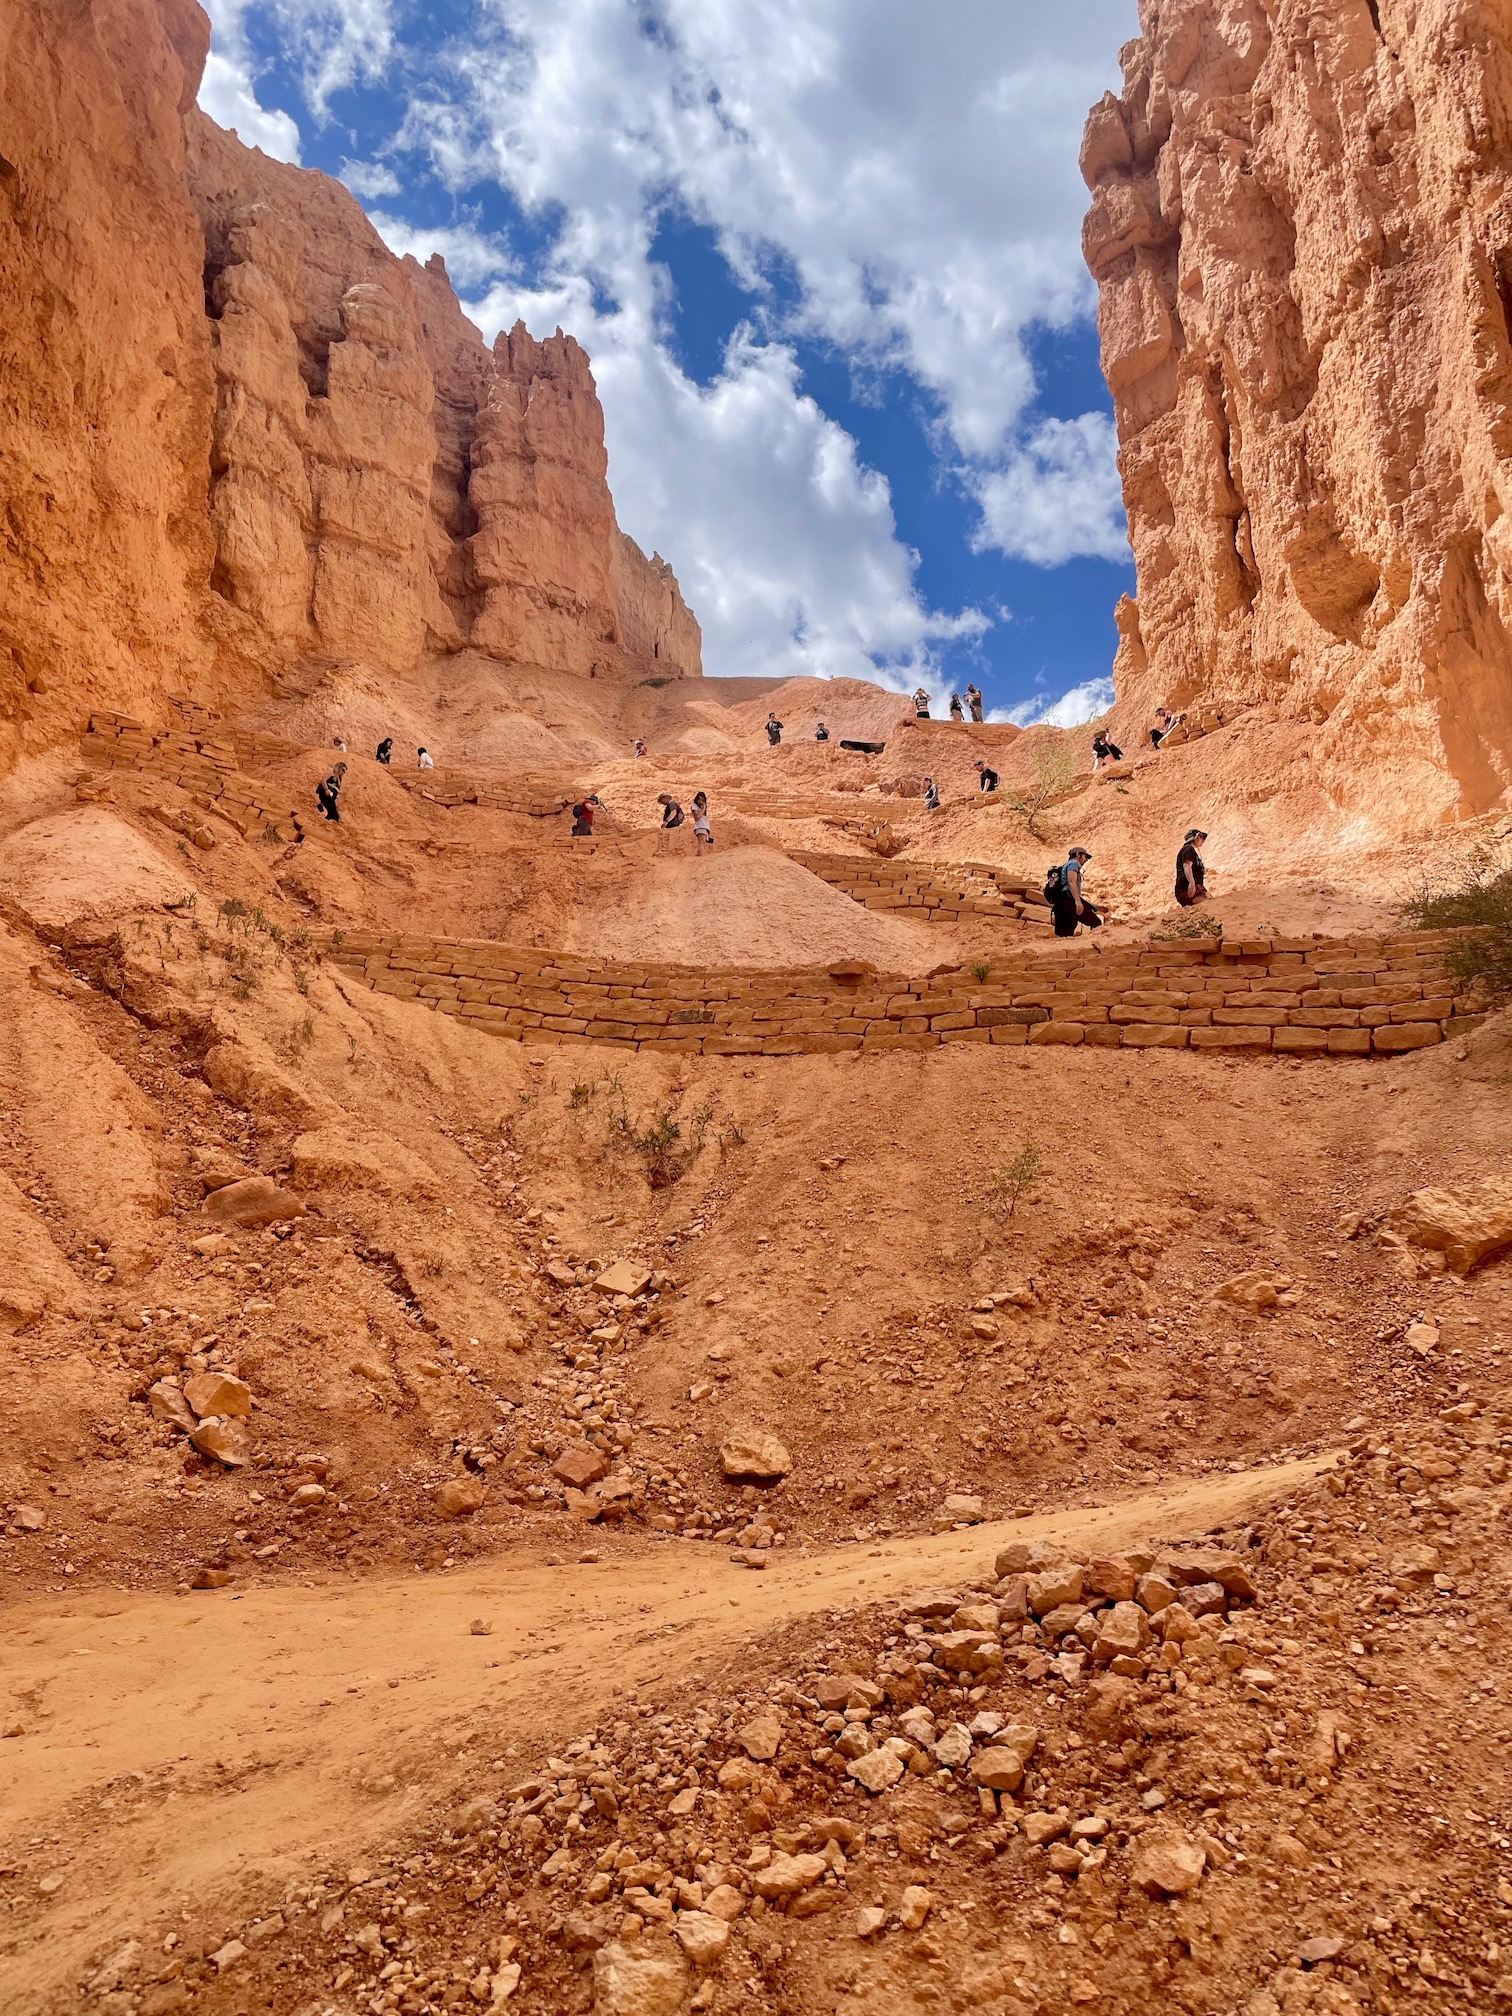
xmin=316 ymin=761 xmax=346 ymax=822
xmin=765 ymin=714 xmax=784 ymax=746
xmin=375 ymin=737 xmax=393 ymax=764
xmin=1091 ymin=731 xmax=1122 ymax=771
xmin=814 ymin=721 xmax=830 ymax=741
xmin=1175 ymin=829 xmax=1209 ymax=907
xmin=975 ymin=760 xmax=999 ymax=793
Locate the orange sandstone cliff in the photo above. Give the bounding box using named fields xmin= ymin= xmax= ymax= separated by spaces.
xmin=0 ymin=0 xmax=699 ymax=776
xmin=1084 ymin=0 xmax=1512 ymax=820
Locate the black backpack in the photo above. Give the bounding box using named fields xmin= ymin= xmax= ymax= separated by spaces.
xmin=1043 ymin=863 xmax=1064 ymax=903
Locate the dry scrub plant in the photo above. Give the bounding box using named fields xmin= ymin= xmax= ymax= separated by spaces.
xmin=1000 ymin=732 xmax=1081 ymax=840
xmin=1405 ymin=851 xmax=1512 ymax=1007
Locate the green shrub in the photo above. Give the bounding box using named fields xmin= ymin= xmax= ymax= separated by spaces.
xmin=1404 ymin=854 xmax=1512 ymax=1006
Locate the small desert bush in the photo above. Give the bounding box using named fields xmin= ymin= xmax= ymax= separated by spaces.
xmin=1404 ymin=853 xmax=1512 ymax=1006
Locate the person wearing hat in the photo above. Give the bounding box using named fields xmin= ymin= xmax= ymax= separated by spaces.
xmin=1053 ymin=845 xmax=1101 ymax=938
xmin=1175 ymin=828 xmax=1209 ymax=906
xmin=571 ymin=793 xmax=601 ymax=837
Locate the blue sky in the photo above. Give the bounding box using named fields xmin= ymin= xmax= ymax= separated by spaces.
xmin=199 ymin=0 xmax=1139 ymax=722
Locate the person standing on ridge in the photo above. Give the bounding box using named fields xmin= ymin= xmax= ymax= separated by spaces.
xmin=1175 ymin=828 xmax=1209 ymax=907
xmin=375 ymin=737 xmax=393 ymax=765
xmin=966 ymin=683 xmax=984 ymax=722
xmin=691 ymin=791 xmax=713 ymax=851
xmin=315 ymin=761 xmax=346 ymax=823
xmin=1051 ymin=846 xmax=1101 ymax=938
xmin=765 ymin=713 xmax=784 ymax=746
xmin=913 ymin=687 xmax=931 ymax=719
xmin=949 ymin=692 xmax=965 ymax=722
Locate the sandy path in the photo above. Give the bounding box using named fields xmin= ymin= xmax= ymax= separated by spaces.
xmin=0 ymin=1454 xmax=1331 ymax=2006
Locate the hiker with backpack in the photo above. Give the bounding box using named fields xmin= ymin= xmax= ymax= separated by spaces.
xmin=571 ymin=794 xmax=601 ymax=837
xmin=1046 ymin=847 xmax=1101 ymax=937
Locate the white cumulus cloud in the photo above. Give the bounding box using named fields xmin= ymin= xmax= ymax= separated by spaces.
xmin=1000 ymin=676 xmax=1116 ymax=729
xmin=972 ymin=413 xmax=1131 ymax=567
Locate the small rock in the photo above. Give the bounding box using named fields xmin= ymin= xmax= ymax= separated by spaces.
xmin=737 ymin=1710 xmax=783 ymax=1762
xmin=1299 ymin=1936 xmax=1346 ymax=1966
xmin=189 ymin=1419 xmax=250 ymax=1467
xmin=847 ymin=1748 xmax=904 ymax=1793
xmin=969 ymin=1747 xmax=1025 ymax=1793
xmin=13 ymin=1504 xmax=46 ymax=1532
xmin=470 ymin=1617 xmax=494 ymax=1636
xmin=208 ymin=1940 xmax=247 ymax=1973
xmin=932 ymin=1723 xmax=973 ymax=1770
xmin=897 ymin=1885 xmax=933 ymax=1931
xmin=751 ymin=1853 xmax=827 ymax=1900
xmin=1022 ymin=1809 xmax=1070 ymax=1847
xmin=204 ymin=1176 xmax=306 ymax=1228
xmin=183 ymin=1370 xmax=252 ymax=1420
xmin=146 ymin=1381 xmax=197 ymax=1432
xmin=1208 ymin=1270 xmax=1280 ymax=1311
xmin=192 ymin=1565 xmax=234 ymax=1590
xmin=594 ymin=1260 xmax=651 ymax=1298
xmin=554 ymin=1444 xmax=610 ymax=1489
xmin=703 ymin=1884 xmax=745 ymax=1922
xmin=994 ymin=1541 xmax=1032 ymax=1577
xmin=1027 ymin=1565 xmax=1083 ymax=1614
xmin=289 ymin=1483 xmax=326 ymax=1509
xmin=719 ymin=1432 xmax=792 ymax=1482
xmin=672 ymin=1912 xmax=730 ymax=1968
xmin=435 ymin=1476 xmax=486 ymax=1519
xmin=1131 ymin=1832 xmax=1206 ymax=1896
xmin=942 ymin=1493 xmax=984 ymax=1523
xmin=855 ymin=1905 xmax=886 ymax=1939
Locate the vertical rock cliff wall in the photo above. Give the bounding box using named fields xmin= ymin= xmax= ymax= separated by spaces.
xmin=1084 ymin=0 xmax=1512 ymax=819
xmin=0 ymin=0 xmax=699 ymax=778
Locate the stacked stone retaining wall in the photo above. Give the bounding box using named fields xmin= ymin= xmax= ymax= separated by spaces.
xmin=791 ymin=852 xmax=1048 ymax=924
xmin=325 ymin=929 xmax=1476 ymax=1058
xmin=80 ymin=713 xmax=300 ymax=839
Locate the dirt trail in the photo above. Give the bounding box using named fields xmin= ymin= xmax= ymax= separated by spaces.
xmin=0 ymin=1454 xmax=1331 ymax=2008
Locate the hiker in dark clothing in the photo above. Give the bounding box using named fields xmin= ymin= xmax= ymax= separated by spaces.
xmin=814 ymin=721 xmax=830 ymax=741
xmin=571 ymin=794 xmax=601 ymax=837
xmin=966 ymin=683 xmax=984 ymax=722
xmin=375 ymin=737 xmax=393 ymax=765
xmin=975 ymin=760 xmax=999 ymax=793
xmin=1091 ymin=730 xmax=1122 ymax=771
xmin=949 ymin=692 xmax=965 ymax=721
xmin=765 ymin=713 xmax=784 ymax=746
xmin=316 ymin=761 xmax=347 ymax=823
xmin=1175 ymin=828 xmax=1209 ymax=907
xmin=1051 ymin=846 xmax=1102 ymax=937
xmin=923 ymin=776 xmax=941 ymax=811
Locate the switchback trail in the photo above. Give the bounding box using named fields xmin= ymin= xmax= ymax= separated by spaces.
xmin=0 ymin=1454 xmax=1333 ymax=2009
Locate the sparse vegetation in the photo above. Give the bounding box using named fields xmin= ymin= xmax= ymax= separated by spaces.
xmin=971 ymin=960 xmax=991 ymax=982
xmin=1000 ymin=732 xmax=1081 ymax=840
xmin=1152 ymin=911 xmax=1223 ymax=940
xmin=1404 ymin=851 xmax=1512 ymax=1006
xmin=993 ymin=1141 xmax=1044 ymax=1220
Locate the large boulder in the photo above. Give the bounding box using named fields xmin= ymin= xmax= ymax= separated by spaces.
xmin=1386 ymin=1177 xmax=1512 ymax=1276
xmin=719 ymin=1431 xmax=792 ymax=1482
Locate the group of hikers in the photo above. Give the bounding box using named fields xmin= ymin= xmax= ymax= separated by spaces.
xmin=913 ymin=684 xmax=985 ymax=722
xmin=569 ymin=790 xmax=714 ymax=849
xmin=763 ymin=713 xmax=834 ymax=745
xmin=315 ymin=735 xmax=436 ymax=821
xmin=1047 ymin=827 xmax=1210 ymax=938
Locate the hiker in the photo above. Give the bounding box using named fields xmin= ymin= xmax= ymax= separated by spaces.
xmin=949 ymin=692 xmax=965 ymax=722
xmin=1091 ymin=729 xmax=1123 ymax=772
xmin=632 ymin=737 xmax=648 ymax=758
xmin=913 ymin=687 xmax=931 ymax=719
xmin=332 ymin=736 xmax=348 ymax=752
xmin=1150 ymin=708 xmax=1187 ymax=749
xmin=656 ymin=792 xmax=684 ymax=851
xmin=1050 ymin=846 xmax=1102 ymax=937
xmin=1175 ymin=827 xmax=1209 ymax=907
xmin=966 ymin=683 xmax=984 ymax=723
xmin=923 ymin=775 xmax=941 ymax=811
xmin=814 ymin=721 xmax=830 ymax=741
xmin=571 ymin=793 xmax=601 ymax=837
xmin=315 ymin=761 xmax=346 ymax=823
xmin=691 ymin=791 xmax=713 ymax=851
xmin=417 ymin=746 xmax=435 ymax=769
xmin=975 ymin=760 xmax=999 ymax=793
xmin=375 ymin=736 xmax=393 ymax=765
xmin=765 ymin=713 xmax=784 ymax=746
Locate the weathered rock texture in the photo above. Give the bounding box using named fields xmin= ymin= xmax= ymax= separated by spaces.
xmin=1085 ymin=0 xmax=1512 ymax=818
xmin=0 ymin=0 xmax=699 ymax=777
